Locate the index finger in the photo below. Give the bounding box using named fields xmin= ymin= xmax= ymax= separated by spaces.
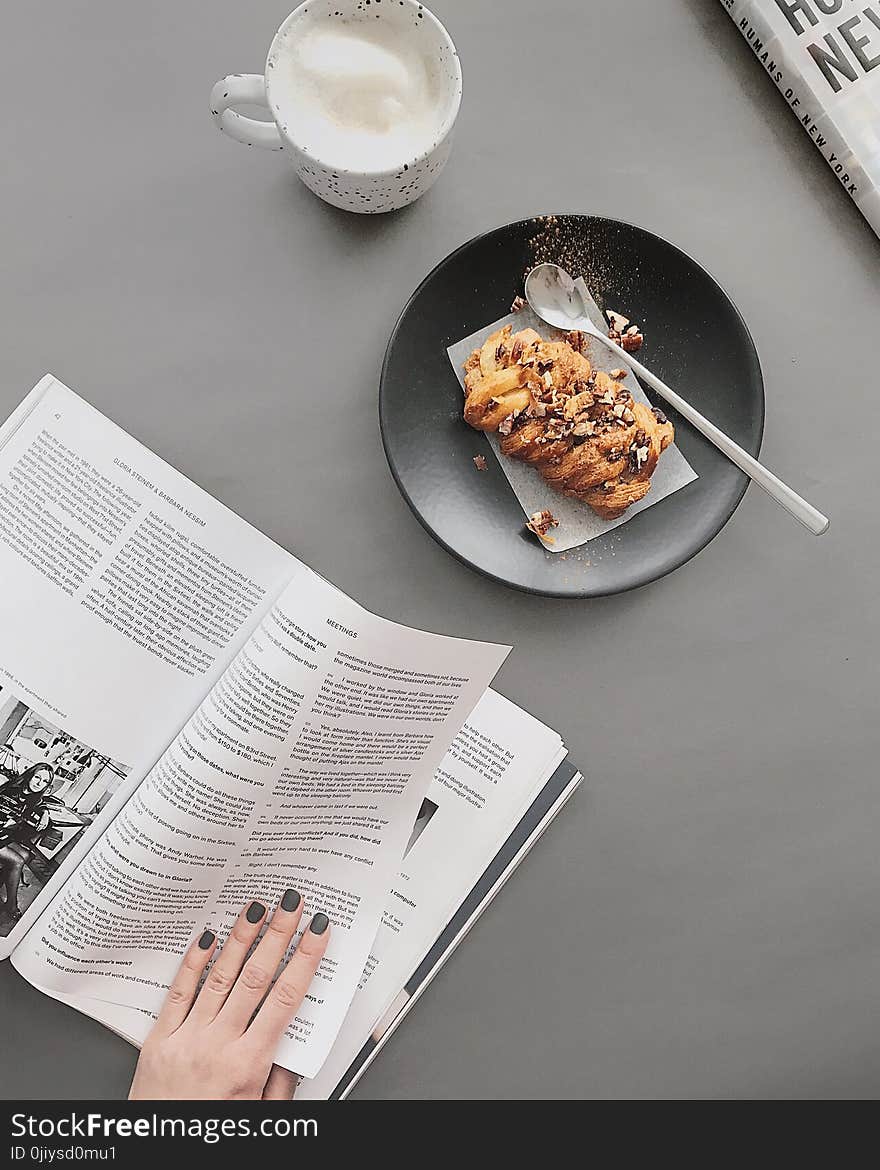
xmin=246 ymin=913 xmax=330 ymax=1051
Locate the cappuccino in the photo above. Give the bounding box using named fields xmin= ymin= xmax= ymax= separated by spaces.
xmin=273 ymin=18 xmax=447 ymax=173
xmin=212 ymin=1 xmax=462 ymax=212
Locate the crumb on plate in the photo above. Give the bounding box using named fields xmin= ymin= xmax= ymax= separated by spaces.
xmin=606 ymin=308 xmax=644 ymax=353
xmin=526 ymin=508 xmax=559 ymax=543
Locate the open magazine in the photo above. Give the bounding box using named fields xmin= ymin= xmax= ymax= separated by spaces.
xmin=0 ymin=375 xmax=580 ymax=1095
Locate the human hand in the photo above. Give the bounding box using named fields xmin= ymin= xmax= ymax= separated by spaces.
xmin=129 ymin=892 xmax=329 ymax=1100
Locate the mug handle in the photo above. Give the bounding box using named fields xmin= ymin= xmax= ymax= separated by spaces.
xmin=210 ymin=74 xmax=284 ymax=150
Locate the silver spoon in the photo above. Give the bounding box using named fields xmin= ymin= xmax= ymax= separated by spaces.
xmin=524 ymin=263 xmax=829 ymax=536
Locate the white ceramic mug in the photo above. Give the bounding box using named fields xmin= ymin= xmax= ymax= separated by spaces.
xmin=210 ymin=0 xmax=462 ymax=214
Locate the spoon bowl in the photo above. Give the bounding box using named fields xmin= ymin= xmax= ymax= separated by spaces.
xmin=524 ymin=263 xmax=590 ymax=331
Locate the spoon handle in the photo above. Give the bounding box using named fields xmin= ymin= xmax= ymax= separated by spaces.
xmin=600 ymin=334 xmax=829 ymax=536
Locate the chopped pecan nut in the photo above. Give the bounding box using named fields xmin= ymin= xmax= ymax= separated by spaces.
xmin=473 ymin=454 xmax=488 ymax=471
xmin=564 ymin=391 xmax=593 ymax=419
xmin=510 ymin=294 xmax=527 ymax=313
xmin=606 ymin=310 xmax=644 ymax=353
xmin=525 ymin=508 xmax=559 ymax=542
xmin=620 ymin=326 xmax=644 ymax=353
xmin=629 ymin=431 xmax=650 ymax=473
xmin=564 ymin=330 xmax=590 ymax=354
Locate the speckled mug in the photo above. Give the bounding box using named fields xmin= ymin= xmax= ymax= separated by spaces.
xmin=210 ymin=0 xmax=461 ymax=214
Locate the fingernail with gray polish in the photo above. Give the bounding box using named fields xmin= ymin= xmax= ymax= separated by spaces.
xmin=198 ymin=929 xmax=215 ymax=950
xmin=309 ymin=912 xmax=329 ymax=935
xmin=246 ymin=900 xmax=266 ymax=923
xmin=281 ymin=889 xmax=301 ymax=913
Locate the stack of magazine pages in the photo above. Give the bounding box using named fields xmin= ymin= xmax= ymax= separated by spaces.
xmin=0 ymin=375 xmax=581 ymax=1099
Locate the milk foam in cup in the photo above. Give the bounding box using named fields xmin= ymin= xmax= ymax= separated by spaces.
xmin=211 ymin=1 xmax=462 ymax=214
xmin=276 ymin=18 xmax=447 ymax=174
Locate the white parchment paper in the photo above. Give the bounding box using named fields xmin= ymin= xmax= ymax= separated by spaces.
xmin=447 ymin=294 xmax=698 ymax=552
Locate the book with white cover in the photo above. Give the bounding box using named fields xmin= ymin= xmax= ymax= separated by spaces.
xmin=720 ymin=0 xmax=880 ymax=237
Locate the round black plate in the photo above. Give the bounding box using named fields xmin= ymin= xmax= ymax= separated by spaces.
xmin=379 ymin=215 xmax=764 ymax=597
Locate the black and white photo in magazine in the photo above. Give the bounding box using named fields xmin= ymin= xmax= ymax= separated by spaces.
xmin=0 ymin=683 xmax=130 ymax=935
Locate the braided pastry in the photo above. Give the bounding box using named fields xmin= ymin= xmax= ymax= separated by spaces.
xmin=463 ymin=325 xmax=673 ymax=520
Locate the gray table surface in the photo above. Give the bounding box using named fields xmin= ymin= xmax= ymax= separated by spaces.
xmin=2 ymin=0 xmax=878 ymax=1100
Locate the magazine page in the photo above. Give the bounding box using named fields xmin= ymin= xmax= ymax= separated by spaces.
xmin=0 ymin=376 xmax=297 ymax=956
xmin=13 ymin=564 xmax=509 ymax=1079
xmin=42 ymin=690 xmax=566 ymax=1090
xmin=332 ymin=760 xmax=582 ymax=1099
xmin=297 ymin=689 xmax=565 ymax=1097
